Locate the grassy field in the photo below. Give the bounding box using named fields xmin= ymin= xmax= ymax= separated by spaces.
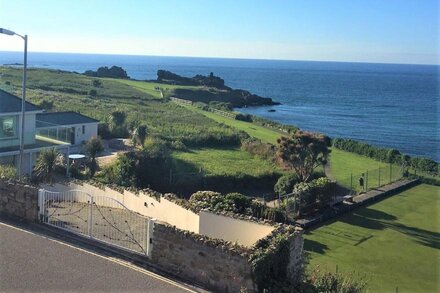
xmin=182 ymin=105 xmax=283 ymax=143
xmin=304 ymin=184 xmax=440 ymax=292
xmin=328 ymin=148 xmax=403 ymax=191
xmin=0 ymin=67 xmax=241 ymax=144
xmin=178 ymin=103 xmax=395 ymax=185
xmin=172 ymin=147 xmax=280 ymax=177
xmin=114 ymin=79 xmax=202 ymax=99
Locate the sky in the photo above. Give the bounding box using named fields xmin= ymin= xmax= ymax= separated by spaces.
xmin=0 ymin=0 xmax=439 ymax=64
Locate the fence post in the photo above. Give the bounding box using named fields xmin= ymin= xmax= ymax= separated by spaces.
xmin=389 ymin=164 xmax=392 ymax=184
xmin=350 ymin=173 xmax=353 ymax=192
xmin=366 ymin=171 xmax=369 ymax=191
xmin=378 ymin=167 xmax=381 ymax=187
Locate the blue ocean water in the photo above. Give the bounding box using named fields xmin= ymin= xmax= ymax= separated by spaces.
xmin=1 ymin=51 xmax=439 ymax=161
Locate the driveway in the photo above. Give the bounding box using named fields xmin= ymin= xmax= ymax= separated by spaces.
xmin=0 ymin=221 xmax=199 ymax=292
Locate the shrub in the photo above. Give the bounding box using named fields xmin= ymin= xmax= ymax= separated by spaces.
xmin=37 ymin=99 xmax=54 ymax=110
xmin=170 ymin=140 xmax=187 ymax=151
xmin=274 ymin=173 xmax=299 ymax=195
xmin=0 ymin=165 xmax=17 ymax=180
xmin=98 ymin=123 xmax=112 ymax=139
xmin=235 ymin=113 xmax=253 ymax=122
xmin=89 ymin=89 xmax=97 ymax=97
xmin=306 ymin=266 xmax=367 ymax=293
xmin=92 ymin=79 xmax=102 ymax=87
xmin=225 ymin=192 xmax=252 ymax=213
xmin=291 ymin=177 xmax=336 ymax=213
xmin=332 ymin=138 xmax=439 ymax=176
xmin=101 ymin=140 xmax=172 ymax=191
xmin=241 ymin=138 xmax=275 ymax=160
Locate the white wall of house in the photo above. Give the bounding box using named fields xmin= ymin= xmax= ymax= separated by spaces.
xmin=72 ymin=123 xmax=98 ymax=145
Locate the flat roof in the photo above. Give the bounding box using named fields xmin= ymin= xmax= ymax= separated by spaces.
xmin=0 ymin=89 xmax=42 ymax=113
xmin=36 ymin=112 xmax=99 ymax=128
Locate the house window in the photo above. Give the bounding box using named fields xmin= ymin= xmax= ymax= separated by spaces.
xmin=0 ymin=115 xmax=18 ymax=140
xmin=82 ymin=125 xmax=85 ymax=134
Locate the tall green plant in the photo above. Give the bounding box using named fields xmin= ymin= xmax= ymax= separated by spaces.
xmin=34 ymin=148 xmax=64 ymax=183
xmin=84 ymin=136 xmax=104 ymax=177
xmin=131 ymin=125 xmax=148 ymax=147
xmin=108 ymin=110 xmax=127 ymax=129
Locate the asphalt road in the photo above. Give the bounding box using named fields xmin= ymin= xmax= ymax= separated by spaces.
xmin=0 ymin=222 xmax=195 ymax=293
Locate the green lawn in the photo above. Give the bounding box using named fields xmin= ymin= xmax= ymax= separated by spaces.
xmin=114 ymin=79 xmax=202 ymax=99
xmin=304 ymin=184 xmax=440 ymax=292
xmin=172 ymin=147 xmax=280 ymax=177
xmin=329 ymin=148 xmax=403 ymax=191
xmin=183 ymin=105 xmax=283 ymax=144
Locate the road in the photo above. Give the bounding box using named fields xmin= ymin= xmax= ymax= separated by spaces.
xmin=0 ymin=221 xmax=197 ymax=292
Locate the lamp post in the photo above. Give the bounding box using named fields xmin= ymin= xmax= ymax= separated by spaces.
xmin=0 ymin=28 xmax=27 ymax=180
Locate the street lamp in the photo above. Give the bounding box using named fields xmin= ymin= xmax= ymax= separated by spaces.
xmin=0 ymin=28 xmax=28 ymax=180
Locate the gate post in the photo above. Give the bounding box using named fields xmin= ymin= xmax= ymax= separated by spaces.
xmin=146 ymin=218 xmax=155 ymax=257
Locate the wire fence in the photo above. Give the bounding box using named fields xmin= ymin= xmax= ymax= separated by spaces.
xmin=336 ymin=164 xmax=404 ymax=196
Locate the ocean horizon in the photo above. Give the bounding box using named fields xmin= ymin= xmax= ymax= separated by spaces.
xmin=1 ymin=51 xmax=439 ymax=161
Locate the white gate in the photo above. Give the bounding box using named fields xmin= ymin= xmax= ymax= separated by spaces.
xmin=38 ymin=189 xmax=154 ymax=257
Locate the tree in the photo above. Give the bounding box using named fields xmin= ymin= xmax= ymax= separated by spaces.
xmin=34 ymin=148 xmax=64 ymax=184
xmin=108 ymin=111 xmax=127 ymax=129
xmin=276 ymin=131 xmax=330 ymax=182
xmin=131 ymin=125 xmax=148 ymax=147
xmin=84 ymin=137 xmax=104 ymax=177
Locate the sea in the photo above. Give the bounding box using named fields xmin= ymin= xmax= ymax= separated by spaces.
xmin=1 ymin=51 xmax=439 ymax=161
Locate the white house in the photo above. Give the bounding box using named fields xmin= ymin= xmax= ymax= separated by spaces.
xmin=0 ymin=89 xmax=99 ymax=175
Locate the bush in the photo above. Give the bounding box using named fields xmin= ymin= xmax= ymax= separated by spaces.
xmin=92 ymin=79 xmax=102 ymax=87
xmin=181 ymin=132 xmax=246 ymax=148
xmin=188 ymin=190 xmax=287 ymax=222
xmin=274 ymin=173 xmax=299 ymax=195
xmin=37 ymin=99 xmax=54 ymax=110
xmin=333 ymin=138 xmax=439 ymax=176
xmin=291 ymin=177 xmax=336 ymax=213
xmin=225 ymin=192 xmax=252 ymax=213
xmin=235 ymin=113 xmax=253 ymax=122
xmin=98 ymin=123 xmax=112 ymax=139
xmin=111 ymin=126 xmax=129 ymax=138
xmin=0 ymin=165 xmax=17 ymax=180
xmin=170 ymin=140 xmax=187 ymax=151
xmin=89 ymin=89 xmax=97 ymax=97
xmin=306 ymin=266 xmax=367 ymax=293
xmin=241 ymin=138 xmax=275 ymax=160
xmin=100 ymin=139 xmax=172 ymax=191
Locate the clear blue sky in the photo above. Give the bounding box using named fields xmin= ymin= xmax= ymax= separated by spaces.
xmin=1 ymin=0 xmax=439 ymax=64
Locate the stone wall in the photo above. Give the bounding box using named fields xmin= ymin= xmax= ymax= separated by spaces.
xmin=151 ymin=223 xmax=256 ymax=292
xmin=0 ymin=180 xmax=39 ymax=221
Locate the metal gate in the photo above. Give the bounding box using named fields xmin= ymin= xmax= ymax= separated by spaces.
xmin=38 ymin=189 xmax=154 ymax=257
